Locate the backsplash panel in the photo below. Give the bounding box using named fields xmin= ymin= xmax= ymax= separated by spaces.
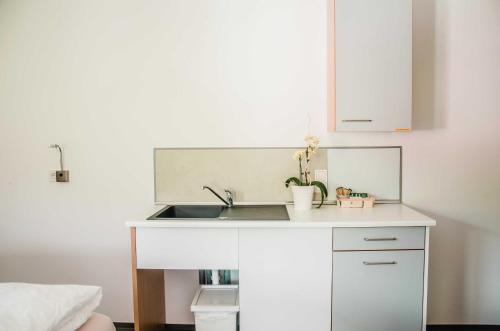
xmin=155 ymin=148 xmax=327 ymax=203
xmin=154 ymin=147 xmax=401 ymax=204
xmin=327 ymin=147 xmax=401 ymax=201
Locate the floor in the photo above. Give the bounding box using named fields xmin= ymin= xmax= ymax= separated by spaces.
xmin=428 ymin=327 xmax=500 ymax=331
xmin=115 ymin=324 xmax=194 ymax=331
xmin=116 ymin=327 xmax=133 ymax=331
xmin=114 ymin=325 xmax=500 ymax=331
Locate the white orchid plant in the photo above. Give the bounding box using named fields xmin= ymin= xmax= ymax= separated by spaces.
xmin=285 ymin=135 xmax=328 ymax=208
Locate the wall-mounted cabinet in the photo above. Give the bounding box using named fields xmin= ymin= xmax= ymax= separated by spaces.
xmin=328 ymin=0 xmax=412 ymax=132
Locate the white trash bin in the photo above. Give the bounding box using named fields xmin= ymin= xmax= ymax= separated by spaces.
xmin=190 ymin=285 xmax=239 ymax=331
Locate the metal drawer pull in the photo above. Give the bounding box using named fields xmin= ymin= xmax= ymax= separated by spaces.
xmin=363 ymin=237 xmax=397 ymax=241
xmin=363 ymin=261 xmax=397 ymax=266
xmin=342 ymin=119 xmax=372 ymax=122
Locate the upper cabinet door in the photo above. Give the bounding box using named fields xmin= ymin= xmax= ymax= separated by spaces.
xmin=331 ymin=0 xmax=412 ymax=132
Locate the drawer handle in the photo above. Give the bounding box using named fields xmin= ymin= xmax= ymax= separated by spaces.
xmin=363 ymin=261 xmax=397 ymax=266
xmin=342 ymin=119 xmax=373 ymax=122
xmin=363 ymin=237 xmax=397 ymax=241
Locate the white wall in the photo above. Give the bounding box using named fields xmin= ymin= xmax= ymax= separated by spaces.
xmin=0 ymin=0 xmax=499 ymax=325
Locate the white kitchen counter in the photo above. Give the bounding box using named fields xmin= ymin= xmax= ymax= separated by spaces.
xmin=126 ymin=203 xmax=436 ymax=228
xmin=129 ymin=203 xmax=434 ymax=331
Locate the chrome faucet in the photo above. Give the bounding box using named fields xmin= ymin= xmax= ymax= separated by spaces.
xmin=202 ymin=186 xmax=234 ymax=208
xmin=224 ymin=189 xmax=234 ymax=207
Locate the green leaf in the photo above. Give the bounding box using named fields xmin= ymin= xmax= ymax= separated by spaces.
xmin=285 ymin=177 xmax=302 ymax=188
xmin=311 ymin=181 xmax=328 ymax=208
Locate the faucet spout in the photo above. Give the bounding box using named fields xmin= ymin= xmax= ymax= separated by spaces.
xmin=202 ymin=186 xmax=233 ymax=207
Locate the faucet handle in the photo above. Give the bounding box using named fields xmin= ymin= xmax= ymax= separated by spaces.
xmin=224 ymin=189 xmax=234 ymax=206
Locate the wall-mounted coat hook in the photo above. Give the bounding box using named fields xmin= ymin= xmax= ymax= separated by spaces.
xmin=49 ymin=144 xmax=69 ymax=182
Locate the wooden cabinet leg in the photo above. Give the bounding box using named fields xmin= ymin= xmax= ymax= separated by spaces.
xmin=131 ymin=228 xmax=166 ymax=331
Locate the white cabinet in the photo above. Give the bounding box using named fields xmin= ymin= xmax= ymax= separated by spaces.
xmin=238 ymin=228 xmax=332 ymax=331
xmin=330 ymin=0 xmax=412 ymax=132
xmin=332 ymin=250 xmax=425 ymax=331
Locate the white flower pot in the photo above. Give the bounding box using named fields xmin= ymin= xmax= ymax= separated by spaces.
xmin=291 ymin=186 xmax=315 ymax=211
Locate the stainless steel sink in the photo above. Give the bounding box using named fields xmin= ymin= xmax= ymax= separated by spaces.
xmin=219 ymin=205 xmax=289 ymax=220
xmin=148 ymin=205 xmax=224 ymax=219
xmin=148 ymin=204 xmax=289 ymax=221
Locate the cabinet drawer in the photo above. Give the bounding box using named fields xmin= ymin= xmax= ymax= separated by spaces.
xmin=333 ymin=227 xmax=425 ymax=251
xmin=332 ymin=250 xmax=424 ymax=331
xmin=135 ymin=228 xmax=238 ymax=269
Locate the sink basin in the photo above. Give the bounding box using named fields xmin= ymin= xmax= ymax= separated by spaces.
xmin=148 ymin=204 xmax=289 ymax=221
xmin=148 ymin=205 xmax=224 ymax=219
xmin=219 ymin=205 xmax=289 ymax=220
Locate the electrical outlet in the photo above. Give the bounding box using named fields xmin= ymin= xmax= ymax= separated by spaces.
xmin=314 ymin=169 xmax=328 ymax=189
xmin=49 ymin=144 xmax=69 ymax=182
xmin=56 ymin=170 xmax=69 ymax=182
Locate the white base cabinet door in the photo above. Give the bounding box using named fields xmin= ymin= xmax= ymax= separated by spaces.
xmin=332 ymin=250 xmax=424 ymax=331
xmin=239 ymin=228 xmax=332 ymax=331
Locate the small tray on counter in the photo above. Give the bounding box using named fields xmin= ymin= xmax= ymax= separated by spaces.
xmin=336 ymin=191 xmax=375 ymax=209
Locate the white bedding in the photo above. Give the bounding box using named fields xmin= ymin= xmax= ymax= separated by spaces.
xmin=0 ymin=282 xmax=102 ymax=331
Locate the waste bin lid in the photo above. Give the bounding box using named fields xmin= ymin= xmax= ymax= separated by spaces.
xmin=191 ymin=285 xmax=240 ymax=313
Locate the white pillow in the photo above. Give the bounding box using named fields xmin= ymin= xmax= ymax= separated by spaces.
xmin=0 ymin=282 xmax=102 ymax=331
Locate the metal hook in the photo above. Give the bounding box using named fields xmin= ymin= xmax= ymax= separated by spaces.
xmin=49 ymin=144 xmax=64 ymax=171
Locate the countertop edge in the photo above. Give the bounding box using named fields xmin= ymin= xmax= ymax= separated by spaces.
xmin=126 ymin=204 xmax=436 ymax=228
xmin=126 ymin=220 xmax=436 ymax=228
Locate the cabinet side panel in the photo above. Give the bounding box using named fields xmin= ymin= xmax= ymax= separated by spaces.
xmin=422 ymin=227 xmax=430 ymax=331
xmin=327 ymin=0 xmax=336 ymax=131
xmin=131 ymin=228 xmax=166 ymax=331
